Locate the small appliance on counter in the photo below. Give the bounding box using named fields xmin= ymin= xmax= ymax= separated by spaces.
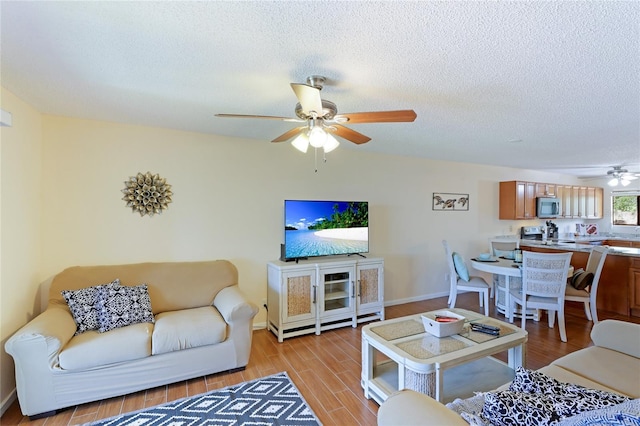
xmin=545 ymin=221 xmax=559 ymax=239
xmin=521 ymin=226 xmax=543 ymax=240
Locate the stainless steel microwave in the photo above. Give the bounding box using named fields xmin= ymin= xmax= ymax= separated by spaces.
xmin=537 ymin=197 xmax=560 ymax=218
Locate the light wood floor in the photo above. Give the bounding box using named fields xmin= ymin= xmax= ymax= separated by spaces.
xmin=3 ymin=293 xmax=639 ymax=425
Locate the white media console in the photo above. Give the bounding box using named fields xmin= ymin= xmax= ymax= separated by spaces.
xmin=266 ymin=257 xmax=384 ymax=342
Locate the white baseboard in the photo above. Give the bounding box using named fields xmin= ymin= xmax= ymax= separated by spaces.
xmin=383 ymin=291 xmax=449 ymax=307
xmin=1 ymin=388 xmax=17 ymax=417
xmin=253 ymin=321 xmax=267 ymax=330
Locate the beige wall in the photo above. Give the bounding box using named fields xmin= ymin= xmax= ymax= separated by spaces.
xmin=1 ymin=88 xmax=43 ymax=411
xmin=38 ymin=115 xmax=579 ymax=305
xmin=2 ymin=88 xmax=591 ymax=412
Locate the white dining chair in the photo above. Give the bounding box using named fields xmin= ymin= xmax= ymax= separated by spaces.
xmin=508 ymin=251 xmax=573 ymax=342
xmin=488 ymin=237 xmax=520 ymax=256
xmin=565 ymin=246 xmax=608 ymax=324
xmin=488 ymin=237 xmax=520 ymax=299
xmin=442 ymin=240 xmax=490 ymax=316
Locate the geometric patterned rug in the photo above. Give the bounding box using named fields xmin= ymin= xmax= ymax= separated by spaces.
xmin=85 ymin=372 xmax=322 ymax=426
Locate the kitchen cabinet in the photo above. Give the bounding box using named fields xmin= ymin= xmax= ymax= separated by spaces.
xmin=524 ymin=244 xmax=633 ymax=317
xmin=535 ymin=183 xmax=556 ymax=197
xmin=629 ymin=258 xmax=640 ymax=317
xmin=569 ymin=185 xmax=603 ymax=219
xmin=499 ymin=181 xmax=536 ymax=220
xmin=499 ymin=181 xmax=603 ymax=220
xmin=605 ymin=240 xmax=633 ymax=248
xmin=574 ymin=186 xmax=587 ymax=218
xmin=556 ymin=185 xmax=573 ymax=217
xmin=267 ymin=257 xmax=384 ymax=342
xmin=585 ymin=187 xmax=604 ymax=219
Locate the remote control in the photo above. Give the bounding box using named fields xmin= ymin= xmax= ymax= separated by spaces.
xmin=470 ymin=323 xmax=500 ymax=335
xmin=471 ymin=327 xmax=499 ymax=336
xmin=470 ymin=322 xmax=500 ymax=331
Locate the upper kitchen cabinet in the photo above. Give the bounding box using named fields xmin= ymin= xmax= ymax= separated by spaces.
xmin=535 ymin=183 xmax=556 ymax=197
xmin=499 ymin=181 xmax=603 ymax=220
xmin=570 ymin=186 xmax=603 ymax=219
xmin=574 ymin=186 xmax=588 ymax=218
xmin=586 ymin=186 xmax=604 ymax=219
xmin=556 ymin=185 xmax=573 ymax=217
xmin=499 ymin=181 xmax=536 ymax=220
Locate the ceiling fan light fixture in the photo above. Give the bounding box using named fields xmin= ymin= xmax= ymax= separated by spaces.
xmin=323 ymin=133 xmax=340 ymax=153
xmin=608 ymin=177 xmax=619 ymax=187
xmin=308 ymin=126 xmax=327 ymax=148
xmin=291 ymin=132 xmax=309 ymax=153
xmin=621 ymin=178 xmax=631 ymax=186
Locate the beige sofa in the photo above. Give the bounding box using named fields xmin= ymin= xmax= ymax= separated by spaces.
xmin=5 ymin=260 xmax=258 ymax=418
xmin=378 ymin=319 xmax=640 ymax=425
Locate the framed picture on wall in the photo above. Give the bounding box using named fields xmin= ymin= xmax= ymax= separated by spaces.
xmin=432 ymin=193 xmax=469 ymax=211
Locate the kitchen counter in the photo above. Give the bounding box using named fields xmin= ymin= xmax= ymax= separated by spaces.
xmin=517 ymin=239 xmax=640 ymax=317
xmin=519 ymin=240 xmax=640 ymax=257
xmin=558 ymin=234 xmax=640 ymax=243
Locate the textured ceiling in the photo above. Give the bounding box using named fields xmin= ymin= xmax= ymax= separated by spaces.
xmin=1 ymin=1 xmax=639 ymax=181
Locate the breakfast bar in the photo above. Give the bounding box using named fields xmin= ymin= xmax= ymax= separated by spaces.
xmin=519 ymin=239 xmax=640 ymax=317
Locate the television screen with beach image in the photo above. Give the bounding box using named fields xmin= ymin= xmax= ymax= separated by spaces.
xmin=284 ymin=200 xmax=369 ymax=259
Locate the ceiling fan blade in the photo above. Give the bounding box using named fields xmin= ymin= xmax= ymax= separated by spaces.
xmin=215 ymin=113 xmax=302 ymax=122
xmin=271 ymin=126 xmax=306 ymax=143
xmin=330 ymin=124 xmax=371 ymax=144
xmin=335 ymin=110 xmax=417 ymax=124
xmin=290 ymin=84 xmax=323 ymax=116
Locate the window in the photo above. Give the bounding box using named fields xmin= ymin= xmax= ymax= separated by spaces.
xmin=612 ymin=193 xmax=639 ymax=225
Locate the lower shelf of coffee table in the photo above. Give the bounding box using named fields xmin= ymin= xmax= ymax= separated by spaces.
xmin=369 ymin=356 xmax=515 ymax=404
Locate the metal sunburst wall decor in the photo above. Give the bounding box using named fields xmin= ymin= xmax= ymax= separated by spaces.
xmin=121 ymin=172 xmax=173 ymax=217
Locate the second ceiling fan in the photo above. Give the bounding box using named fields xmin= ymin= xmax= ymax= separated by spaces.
xmin=216 ymin=75 xmax=417 ymax=152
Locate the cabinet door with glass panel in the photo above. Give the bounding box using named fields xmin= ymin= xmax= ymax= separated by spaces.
xmin=317 ymin=265 xmax=356 ymax=321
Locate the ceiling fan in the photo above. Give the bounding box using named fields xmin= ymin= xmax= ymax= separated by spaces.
xmin=580 ymin=166 xmax=640 ymax=187
xmin=215 ymin=75 xmax=417 ymax=153
xmin=604 ymin=166 xmax=639 ymax=187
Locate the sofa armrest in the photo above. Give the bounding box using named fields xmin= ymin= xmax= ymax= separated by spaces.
xmin=590 ymin=320 xmax=640 ymax=358
xmin=5 ymin=303 xmax=76 ymax=365
xmin=4 ymin=304 xmax=77 ymax=415
xmin=213 ymin=285 xmax=258 ymax=324
xmin=377 ymin=390 xmax=468 ymax=426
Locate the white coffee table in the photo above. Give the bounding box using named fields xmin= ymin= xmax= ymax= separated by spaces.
xmin=361 ymin=308 xmax=527 ymax=404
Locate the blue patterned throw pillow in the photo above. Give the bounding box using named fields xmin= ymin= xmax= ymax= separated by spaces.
xmin=97 ymin=283 xmax=154 ymax=333
xmin=62 ymin=279 xmax=120 ymax=335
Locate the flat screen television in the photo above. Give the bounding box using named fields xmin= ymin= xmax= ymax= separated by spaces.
xmin=284 ymin=200 xmax=369 ymax=260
